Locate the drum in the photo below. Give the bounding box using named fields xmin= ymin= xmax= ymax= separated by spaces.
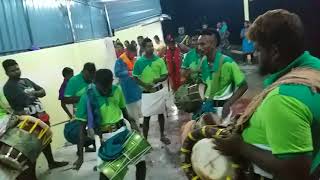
xmin=181 ymin=125 xmax=237 ymax=180
xmin=98 ymin=131 xmax=152 ymax=180
xmin=180 ymin=120 xmax=196 ymax=144
xmin=0 ymin=163 xmax=20 ymax=180
xmin=195 ymin=113 xmax=222 ymax=129
xmin=180 ymin=113 xmax=221 ymax=144
xmin=0 ymin=115 xmax=52 ymax=171
xmin=175 ymin=83 xmax=205 ymax=113
xmin=191 ymin=138 xmax=235 ymax=180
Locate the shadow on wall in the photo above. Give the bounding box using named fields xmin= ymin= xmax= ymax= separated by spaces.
xmin=0 ymin=38 xmax=117 ymax=149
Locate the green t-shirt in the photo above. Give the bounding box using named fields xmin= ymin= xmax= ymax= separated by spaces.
xmin=242 ymin=51 xmax=320 ymax=173
xmin=64 ymin=73 xmax=89 ymax=98
xmin=133 ymin=55 xmax=168 ymax=86
xmin=0 ymin=106 xmax=7 ymax=118
xmin=76 ymin=85 xmax=126 ymax=126
xmin=200 ymin=51 xmax=246 ymax=98
xmin=181 ymin=48 xmax=201 ymax=70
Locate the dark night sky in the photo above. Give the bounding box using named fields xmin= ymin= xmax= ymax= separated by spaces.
xmin=161 ymin=0 xmax=320 ymax=56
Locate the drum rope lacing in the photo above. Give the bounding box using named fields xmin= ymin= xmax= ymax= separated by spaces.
xmin=181 ymin=68 xmax=320 ymax=180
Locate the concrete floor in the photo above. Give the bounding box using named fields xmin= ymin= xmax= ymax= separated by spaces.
xmin=37 ymin=90 xmax=187 ymax=180
xmin=36 ymin=65 xmax=263 ymax=180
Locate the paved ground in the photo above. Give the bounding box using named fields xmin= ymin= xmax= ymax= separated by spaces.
xmin=37 ymin=64 xmax=263 ymax=180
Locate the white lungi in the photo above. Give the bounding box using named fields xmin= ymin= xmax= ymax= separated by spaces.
xmin=141 ymin=87 xmax=166 ymax=117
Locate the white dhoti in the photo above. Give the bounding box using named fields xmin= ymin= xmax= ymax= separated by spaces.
xmin=141 ymin=87 xmax=166 ymax=117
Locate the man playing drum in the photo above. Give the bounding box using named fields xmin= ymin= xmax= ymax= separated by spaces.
xmin=213 ymin=9 xmax=320 ymax=180
xmin=198 ymin=29 xmax=248 ymax=119
xmin=73 ymin=69 xmax=146 ymax=180
xmin=63 ymin=63 xmax=96 ymax=153
xmin=2 ymin=59 xmax=68 ymax=179
xmin=133 ymin=38 xmax=171 ymax=145
xmin=180 ymin=32 xmax=202 ymax=83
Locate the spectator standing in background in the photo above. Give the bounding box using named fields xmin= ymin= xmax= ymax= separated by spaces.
xmin=165 ymin=35 xmax=182 ymax=92
xmin=124 ymin=40 xmax=130 ymax=49
xmin=176 ymin=27 xmax=189 ymax=46
xmin=114 ymin=44 xmax=142 ymax=126
xmin=219 ymin=21 xmax=231 ymax=51
xmin=131 ymin=40 xmax=138 ymax=48
xmin=241 ymin=21 xmax=255 ymax=64
xmin=154 ymin=35 xmax=166 ymax=57
xmin=115 ymin=38 xmax=121 ymax=44
xmin=133 ymin=38 xmax=171 ymax=145
xmin=137 ymin=36 xmax=145 ymax=57
xmin=114 ymin=42 xmax=125 ymax=58
xmin=59 ymin=67 xmax=74 ymax=119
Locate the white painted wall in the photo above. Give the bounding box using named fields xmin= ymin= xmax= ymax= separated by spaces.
xmin=0 ymin=21 xmax=164 ymax=149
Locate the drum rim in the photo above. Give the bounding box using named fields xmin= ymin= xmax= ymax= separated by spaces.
xmin=98 ymin=131 xmax=152 ymax=179
xmin=180 ymin=125 xmax=233 ymax=180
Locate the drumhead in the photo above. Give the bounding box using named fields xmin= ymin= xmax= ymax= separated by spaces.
xmin=191 ymin=138 xmax=233 ymax=180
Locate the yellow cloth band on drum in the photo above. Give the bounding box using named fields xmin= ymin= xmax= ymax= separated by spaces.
xmin=38 ymin=126 xmax=49 ymax=139
xmin=181 ymin=148 xmax=191 ymax=153
xmin=29 ymin=120 xmax=39 ymax=133
xmin=181 ymin=163 xmax=192 ymax=169
xmin=43 ymin=134 xmax=52 ymax=146
xmin=213 ymin=128 xmax=223 ymax=138
xmin=201 ymin=127 xmax=206 ymax=137
xmin=19 ymin=116 xmax=29 ymax=129
xmin=231 ymin=163 xmax=240 ymax=169
xmin=192 ymin=176 xmax=200 ymax=180
xmin=188 ymin=133 xmax=196 ymax=141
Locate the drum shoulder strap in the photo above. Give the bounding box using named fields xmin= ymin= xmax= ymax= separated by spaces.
xmin=208 ymin=55 xmax=225 ymax=99
xmin=236 ymin=68 xmax=320 ymax=129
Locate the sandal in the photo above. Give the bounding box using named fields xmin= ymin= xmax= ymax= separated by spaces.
xmin=160 ymin=136 xmax=171 ymax=145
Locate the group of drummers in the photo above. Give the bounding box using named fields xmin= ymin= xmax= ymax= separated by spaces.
xmin=0 ymin=9 xmax=320 ymax=180
xmin=176 ymin=9 xmax=320 ymax=180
